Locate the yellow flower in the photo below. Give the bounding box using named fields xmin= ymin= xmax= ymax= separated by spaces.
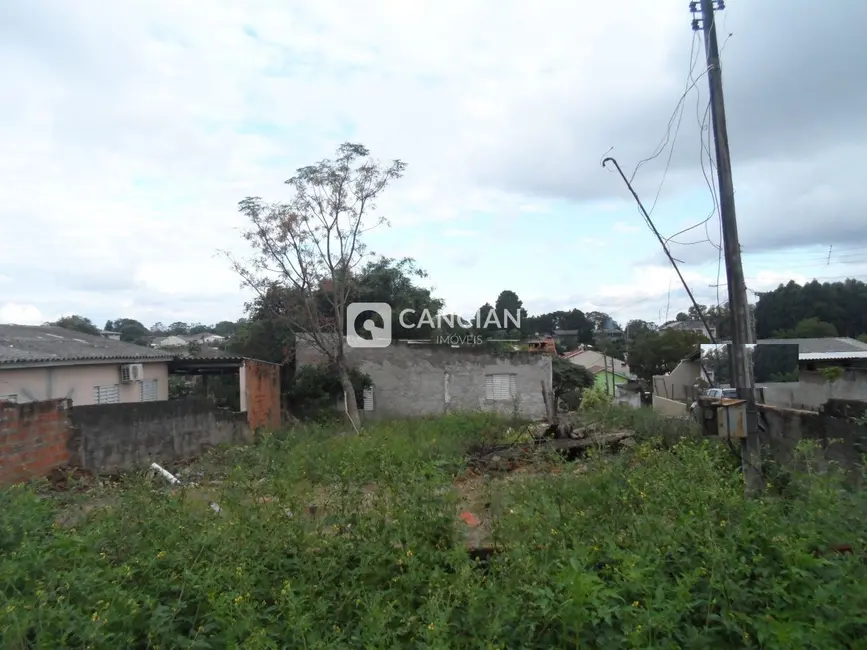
xmin=639 ymin=491 xmax=647 ymax=499
xmin=92 ymin=612 xmax=100 ymax=622
xmin=428 ymin=623 xmax=435 ymax=630
xmin=156 ymin=551 xmax=166 ymax=560
xmin=632 ymin=601 xmax=640 ymax=608
xmin=406 ymin=550 xmax=413 ymax=557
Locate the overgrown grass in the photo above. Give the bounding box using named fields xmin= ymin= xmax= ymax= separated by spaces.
xmin=3 ymin=409 xmax=867 ymax=648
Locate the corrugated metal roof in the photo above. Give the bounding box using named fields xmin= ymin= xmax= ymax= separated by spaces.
xmin=758 ymin=337 xmax=867 ymax=354
xmin=0 ymin=324 xmax=173 ymax=365
xmin=798 ymin=351 xmax=867 ymax=361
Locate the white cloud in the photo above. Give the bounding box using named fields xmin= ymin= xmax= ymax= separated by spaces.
xmin=0 ymin=303 xmax=46 ymax=326
xmin=0 ymin=0 xmax=863 ymax=328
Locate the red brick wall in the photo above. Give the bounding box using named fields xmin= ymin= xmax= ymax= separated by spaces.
xmin=0 ymin=399 xmax=72 ymax=486
xmin=244 ymin=360 xmax=281 ymax=431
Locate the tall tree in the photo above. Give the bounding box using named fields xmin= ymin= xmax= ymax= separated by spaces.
xmin=628 ymin=329 xmax=706 ymax=381
xmin=353 ymin=257 xmax=443 ymax=339
xmin=167 ymin=322 xmax=190 ymax=335
xmin=51 ymin=315 xmax=101 ymax=336
xmin=494 ymin=290 xmax=528 ymax=333
xmin=227 ymin=143 xmax=406 ymax=430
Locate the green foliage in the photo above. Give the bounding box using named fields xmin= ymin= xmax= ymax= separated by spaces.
xmin=755 ymin=278 xmax=867 ymax=339
xmin=751 ymin=343 xmax=800 ymax=384
xmin=6 ymin=410 xmax=865 ymax=647
xmin=773 ymin=317 xmax=839 ymax=339
xmin=819 ymin=366 xmax=845 ymax=383
xmin=552 ymin=356 xmax=595 ymax=399
xmin=628 ymin=329 xmax=706 ymax=381
xmin=580 ymin=386 xmax=613 ymax=410
xmin=287 ymin=363 xmax=372 ymax=421
xmin=51 ymin=315 xmax=101 ymax=336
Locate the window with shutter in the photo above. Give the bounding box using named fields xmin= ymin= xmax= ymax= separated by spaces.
xmin=485 ymin=373 xmax=517 ymax=401
xmin=141 ymin=379 xmax=158 ymax=402
xmin=362 ymin=387 xmax=374 ymax=411
xmin=93 ymin=384 xmax=120 ymax=404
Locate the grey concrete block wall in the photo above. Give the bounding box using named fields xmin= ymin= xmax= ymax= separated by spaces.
xmin=69 ymin=399 xmax=250 ymax=473
xmin=758 ymin=403 xmax=867 ymax=476
xmin=763 ymin=370 xmax=867 ymax=411
xmin=297 ymin=337 xmax=552 ymax=420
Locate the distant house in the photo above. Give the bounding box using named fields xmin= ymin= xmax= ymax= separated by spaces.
xmin=528 ymin=336 xmax=557 ymax=354
xmin=562 ymin=346 xmax=632 ymax=392
xmin=659 ymin=319 xmax=716 ymax=341
xmin=153 ymin=335 xmax=188 ymax=349
xmin=98 ymin=330 xmax=121 ymax=341
xmin=594 ymin=317 xmax=623 ymax=344
xmin=0 ymin=324 xmax=172 ymax=405
xmin=184 ymin=333 xmax=226 ymax=346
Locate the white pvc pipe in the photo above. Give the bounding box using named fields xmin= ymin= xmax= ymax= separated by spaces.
xmin=151 ymin=462 xmax=181 ymax=485
xmin=151 ymin=462 xmax=222 ymax=514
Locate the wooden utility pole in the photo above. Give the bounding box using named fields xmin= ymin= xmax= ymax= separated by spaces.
xmin=692 ymin=0 xmax=762 ymax=494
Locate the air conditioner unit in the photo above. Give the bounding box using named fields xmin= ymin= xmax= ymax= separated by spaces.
xmin=120 ymin=363 xmax=144 ymax=383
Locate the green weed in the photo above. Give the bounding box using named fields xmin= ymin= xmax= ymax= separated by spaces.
xmin=2 ymin=411 xmax=867 ymax=648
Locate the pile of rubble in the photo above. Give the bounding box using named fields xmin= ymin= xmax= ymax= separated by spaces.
xmin=469 ymin=414 xmax=635 ymax=471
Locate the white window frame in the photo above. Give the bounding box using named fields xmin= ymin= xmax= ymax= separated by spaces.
xmin=485 ymin=373 xmax=517 ymax=401
xmin=140 ymin=379 xmax=158 ymax=402
xmin=362 ymin=386 xmax=374 ymax=411
xmin=93 ymin=384 xmax=120 ymax=405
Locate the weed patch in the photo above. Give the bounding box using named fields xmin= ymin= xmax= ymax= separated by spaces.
xmin=3 ymin=411 xmax=867 ymax=648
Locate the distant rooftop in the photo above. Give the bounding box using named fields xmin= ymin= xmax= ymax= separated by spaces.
xmin=0 ymin=324 xmax=173 ymax=365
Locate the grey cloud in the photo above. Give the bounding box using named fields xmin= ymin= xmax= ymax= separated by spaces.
xmin=462 ymin=1 xmax=867 ymax=251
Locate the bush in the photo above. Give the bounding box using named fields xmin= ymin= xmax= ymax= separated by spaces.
xmin=286 ymin=363 xmax=372 ymax=421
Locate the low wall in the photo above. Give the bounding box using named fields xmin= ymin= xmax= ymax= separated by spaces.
xmin=762 ymin=370 xmax=867 ymax=411
xmin=0 ymin=399 xmax=71 ymax=485
xmin=758 ymin=403 xmax=867 ymax=473
xmin=69 ymin=400 xmax=250 ymax=473
xmin=0 ymin=398 xmax=250 ymax=484
xmin=652 ymin=394 xmax=688 ymax=417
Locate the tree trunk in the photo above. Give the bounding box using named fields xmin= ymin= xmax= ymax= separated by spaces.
xmin=338 ymin=362 xmax=362 ymax=432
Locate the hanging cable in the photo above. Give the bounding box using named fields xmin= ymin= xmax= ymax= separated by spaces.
xmin=602 ymin=156 xmax=718 ymax=388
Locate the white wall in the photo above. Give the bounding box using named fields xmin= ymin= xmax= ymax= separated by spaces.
xmin=762 ymin=370 xmax=867 ymax=411
xmin=0 ymin=362 xmax=169 ymax=405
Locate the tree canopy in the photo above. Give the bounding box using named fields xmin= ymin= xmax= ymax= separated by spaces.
xmin=51 ymin=315 xmax=101 ymax=336
xmin=754 ymin=279 xmax=867 ymax=339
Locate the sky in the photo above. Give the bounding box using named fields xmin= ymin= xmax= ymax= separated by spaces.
xmin=2 ymin=0 xmax=866 ymax=330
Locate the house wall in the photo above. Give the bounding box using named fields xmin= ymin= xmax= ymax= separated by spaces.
xmin=568 ymin=350 xmax=630 ymax=375
xmin=0 ymin=399 xmax=71 ymax=485
xmin=297 ymin=339 xmax=552 ymax=420
xmin=762 ymin=370 xmax=867 ymax=411
xmin=242 ymin=359 xmax=281 ymax=430
xmin=593 ymin=371 xmax=628 ymax=392
xmin=0 ymin=362 xmax=169 ymax=405
xmin=652 ymin=359 xmax=702 ymax=402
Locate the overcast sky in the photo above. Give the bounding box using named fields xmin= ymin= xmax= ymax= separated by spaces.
xmin=2 ymin=0 xmax=865 ymax=329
